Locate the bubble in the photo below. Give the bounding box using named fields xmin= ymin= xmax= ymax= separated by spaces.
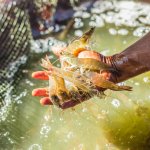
xmin=44 ymin=115 xmax=50 ymax=121
xmin=133 ymin=27 xmax=150 ymax=37
xmin=40 ymin=124 xmax=51 ymax=137
xmin=74 ymin=30 xmax=83 ymax=37
xmin=67 ymin=131 xmax=74 ymax=139
xmin=108 ymin=28 xmax=117 ymax=35
xmin=90 ymin=14 xmax=104 ymax=27
xmin=28 ymin=144 xmax=42 ymax=150
xmin=82 ymin=12 xmax=91 ymax=19
xmin=74 ymin=11 xmax=83 ymax=18
xmin=3 ymin=131 xmax=9 ymax=137
xmin=59 ymin=117 xmax=64 ymax=121
xmin=134 ymin=82 xmax=140 ymax=86
xmin=82 ymin=107 xmax=88 ymax=112
xmin=143 ymin=77 xmax=150 ymax=83
xmin=8 ymin=137 xmax=15 ymax=144
xmin=103 ymin=15 xmax=114 ymax=24
xmin=118 ymin=29 xmax=129 ymax=35
xmin=123 ymin=40 xmax=127 ymax=44
xmin=74 ymin=18 xmax=84 ymax=29
xmin=111 ymin=99 xmax=120 ymax=108
xmin=25 ymin=79 xmax=34 ymax=86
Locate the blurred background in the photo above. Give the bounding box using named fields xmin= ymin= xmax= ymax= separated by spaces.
xmin=0 ymin=0 xmax=150 ymax=149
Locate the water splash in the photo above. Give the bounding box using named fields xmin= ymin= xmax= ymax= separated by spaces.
xmin=31 ymin=37 xmax=66 ymax=53
xmin=74 ymin=0 xmax=150 ymax=37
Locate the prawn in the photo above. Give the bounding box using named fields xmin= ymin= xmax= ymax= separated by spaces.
xmin=64 ymin=27 xmax=95 ymax=56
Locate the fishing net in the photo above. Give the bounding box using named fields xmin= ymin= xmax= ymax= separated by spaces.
xmin=0 ymin=0 xmax=73 ymax=104
xmin=0 ymin=0 xmax=32 ymax=102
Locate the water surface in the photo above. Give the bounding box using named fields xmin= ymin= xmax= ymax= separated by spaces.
xmin=1 ymin=1 xmax=150 ymax=149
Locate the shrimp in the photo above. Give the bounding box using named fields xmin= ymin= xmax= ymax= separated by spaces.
xmin=87 ymin=72 xmax=132 ymax=91
xmin=48 ymin=75 xmax=69 ymax=107
xmin=41 ymin=57 xmax=96 ymax=107
xmin=39 ymin=27 xmax=132 ymax=109
xmin=41 ymin=56 xmax=93 ymax=93
xmin=41 ymin=56 xmax=131 ymax=108
xmin=61 ymin=56 xmax=116 ymax=73
xmin=64 ymin=27 xmax=95 ymax=56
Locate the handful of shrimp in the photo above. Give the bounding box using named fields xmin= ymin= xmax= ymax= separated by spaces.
xmin=41 ymin=28 xmax=132 ymax=109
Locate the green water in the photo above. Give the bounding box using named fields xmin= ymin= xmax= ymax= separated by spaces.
xmin=1 ymin=1 xmax=150 ymax=150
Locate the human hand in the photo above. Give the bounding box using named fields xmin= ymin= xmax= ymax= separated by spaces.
xmin=32 ymin=47 xmax=118 ymax=109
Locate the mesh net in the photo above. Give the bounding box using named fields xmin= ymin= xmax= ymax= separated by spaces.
xmin=0 ymin=0 xmax=32 ymax=101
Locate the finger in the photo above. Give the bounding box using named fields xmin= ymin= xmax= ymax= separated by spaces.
xmin=40 ymin=97 xmax=53 ymax=105
xmin=32 ymin=88 xmax=49 ymax=97
xmin=78 ymin=50 xmax=103 ymax=61
xmin=51 ymin=46 xmax=66 ymax=57
xmin=32 ymin=71 xmax=49 ymax=80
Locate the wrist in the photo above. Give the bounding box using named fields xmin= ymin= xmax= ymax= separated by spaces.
xmin=110 ymin=52 xmax=149 ymax=83
xmin=104 ymin=55 xmax=119 ymax=83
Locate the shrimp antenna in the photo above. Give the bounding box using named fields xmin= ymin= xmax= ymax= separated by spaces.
xmin=41 ymin=55 xmax=53 ymax=70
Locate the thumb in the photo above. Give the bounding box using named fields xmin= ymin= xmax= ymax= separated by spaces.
xmin=77 ymin=50 xmax=104 ymax=62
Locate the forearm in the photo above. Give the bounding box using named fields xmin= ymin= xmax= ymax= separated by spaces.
xmin=112 ymin=32 xmax=150 ymax=83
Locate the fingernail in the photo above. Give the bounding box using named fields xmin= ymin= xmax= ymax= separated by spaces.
xmin=40 ymin=97 xmax=52 ymax=105
xmin=32 ymin=89 xmax=48 ymax=97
